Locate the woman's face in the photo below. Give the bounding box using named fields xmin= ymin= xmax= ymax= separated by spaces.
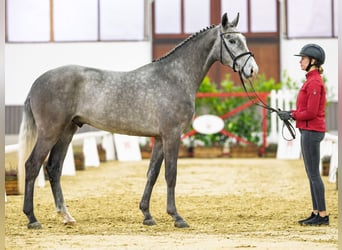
xmin=299 ymin=56 xmax=317 ymax=71
xmin=299 ymin=56 xmax=310 ymax=71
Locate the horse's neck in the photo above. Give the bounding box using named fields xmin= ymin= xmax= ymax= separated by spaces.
xmin=157 ymin=28 xmax=218 ymax=97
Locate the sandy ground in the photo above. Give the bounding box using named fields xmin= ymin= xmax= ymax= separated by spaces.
xmin=5 ymin=158 xmax=338 ymax=249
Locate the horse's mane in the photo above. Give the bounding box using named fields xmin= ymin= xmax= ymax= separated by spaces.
xmin=152 ymin=25 xmax=217 ymax=62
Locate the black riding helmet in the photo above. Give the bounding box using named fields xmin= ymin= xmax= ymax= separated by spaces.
xmin=294 ymin=44 xmax=325 ymax=71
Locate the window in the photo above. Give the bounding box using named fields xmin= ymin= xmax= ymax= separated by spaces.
xmin=7 ymin=0 xmax=50 ymax=42
xmin=154 ymin=0 xmax=181 ymax=34
xmin=154 ymin=0 xmax=211 ymax=35
xmin=250 ymin=0 xmax=277 ymax=32
xmin=184 ymin=0 xmax=210 ymax=33
xmin=221 ymin=0 xmax=278 ymax=35
xmin=6 ymin=0 xmax=147 ymax=42
xmin=153 ymin=0 xmax=279 ymax=37
xmin=286 ymin=0 xmax=338 ymax=38
xmin=100 ymin=0 xmax=145 ymax=40
xmin=221 ymin=0 xmax=248 ymax=33
xmin=53 ymin=0 xmax=98 ymax=41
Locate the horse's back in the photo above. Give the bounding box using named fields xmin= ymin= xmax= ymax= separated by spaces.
xmin=29 ymin=64 xmax=119 ymax=105
xmin=27 ymin=63 xmax=193 ymax=136
xmin=31 ymin=65 xmax=108 ymax=90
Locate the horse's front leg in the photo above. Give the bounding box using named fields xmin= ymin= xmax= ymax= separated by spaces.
xmin=164 ymin=136 xmax=189 ymax=228
xmin=140 ymin=137 xmax=164 ymax=226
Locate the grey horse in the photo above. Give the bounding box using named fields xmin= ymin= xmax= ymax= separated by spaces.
xmin=18 ymin=13 xmax=258 ymax=229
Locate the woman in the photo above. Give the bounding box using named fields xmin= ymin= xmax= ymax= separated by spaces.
xmin=278 ymin=44 xmax=329 ymax=226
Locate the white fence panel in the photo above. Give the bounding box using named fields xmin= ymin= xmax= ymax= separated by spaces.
xmin=114 ymin=134 xmax=142 ymax=161
xmin=83 ymin=137 xmax=100 ymax=168
xmin=61 ymin=144 xmax=76 ymax=176
xmin=268 ymin=89 xmax=297 ymax=144
xmin=5 ymin=131 xmax=117 ymax=194
xmin=321 ymin=133 xmax=338 ymax=183
xmin=102 ymin=133 xmax=116 ymax=161
xmin=270 ymin=89 xmax=301 ymax=160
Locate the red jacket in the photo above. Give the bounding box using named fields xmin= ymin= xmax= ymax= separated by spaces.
xmin=291 ymin=69 xmax=326 ymax=132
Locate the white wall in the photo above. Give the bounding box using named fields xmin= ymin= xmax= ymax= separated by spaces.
xmin=5 ymin=41 xmax=152 ymax=105
xmin=280 ymin=38 xmax=338 ymax=102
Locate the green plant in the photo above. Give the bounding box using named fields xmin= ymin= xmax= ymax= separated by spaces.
xmin=192 ymin=74 xmax=282 ymax=146
xmin=282 ymin=70 xmax=299 ymax=91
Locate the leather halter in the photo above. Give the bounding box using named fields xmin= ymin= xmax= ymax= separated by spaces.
xmin=219 ymin=31 xmax=254 ymax=77
xmin=219 ymin=31 xmax=296 ymax=140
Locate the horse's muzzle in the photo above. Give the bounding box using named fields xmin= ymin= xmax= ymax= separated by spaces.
xmin=239 ymin=53 xmax=258 ymax=79
xmin=241 ymin=64 xmax=258 ymax=79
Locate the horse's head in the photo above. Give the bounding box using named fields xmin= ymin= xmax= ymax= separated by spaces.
xmin=218 ymin=13 xmax=258 ymax=79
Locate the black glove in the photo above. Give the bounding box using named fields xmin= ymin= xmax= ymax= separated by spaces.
xmin=278 ymin=111 xmax=292 ymax=121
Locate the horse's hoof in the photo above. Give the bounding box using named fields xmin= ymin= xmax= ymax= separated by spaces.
xmin=58 ymin=211 xmax=76 ymax=225
xmin=174 ymin=220 xmax=189 ymax=228
xmin=143 ymin=218 xmax=156 ymax=226
xmin=64 ymin=220 xmax=76 ymax=226
xmin=27 ymin=221 xmax=42 ymax=229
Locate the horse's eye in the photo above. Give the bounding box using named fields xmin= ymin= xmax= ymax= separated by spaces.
xmin=229 ymin=39 xmax=236 ymax=44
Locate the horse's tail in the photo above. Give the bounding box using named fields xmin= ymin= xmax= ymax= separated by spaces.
xmin=17 ymin=98 xmax=37 ymax=194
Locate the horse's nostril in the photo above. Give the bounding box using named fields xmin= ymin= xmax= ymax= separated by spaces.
xmin=251 ymin=67 xmax=258 ymax=76
xmin=249 ymin=69 xmax=255 ymax=77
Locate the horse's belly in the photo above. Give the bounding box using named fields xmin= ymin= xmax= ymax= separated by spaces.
xmin=82 ymin=113 xmax=160 ymax=137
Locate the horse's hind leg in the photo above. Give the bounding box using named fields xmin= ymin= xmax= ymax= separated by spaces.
xmin=23 ymin=137 xmax=56 ymax=229
xmin=45 ymin=123 xmax=78 ymax=225
xmin=140 ymin=137 xmax=164 ymax=226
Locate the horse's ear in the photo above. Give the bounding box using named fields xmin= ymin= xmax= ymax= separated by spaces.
xmin=231 ymin=13 xmax=240 ymax=27
xmin=221 ymin=13 xmax=228 ymax=28
xmin=221 ymin=12 xmax=239 ymax=29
